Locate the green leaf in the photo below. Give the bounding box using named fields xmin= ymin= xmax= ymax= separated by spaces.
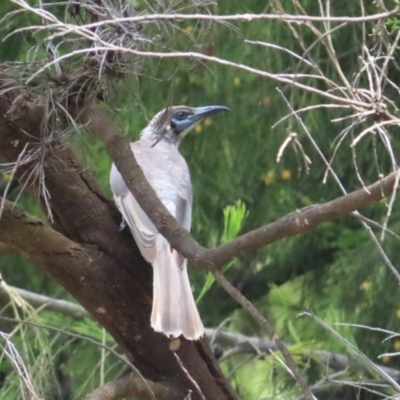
xmin=197 ymin=200 xmax=248 ymax=303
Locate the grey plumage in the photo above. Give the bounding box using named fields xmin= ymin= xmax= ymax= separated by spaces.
xmin=110 ymin=105 xmax=229 ymax=340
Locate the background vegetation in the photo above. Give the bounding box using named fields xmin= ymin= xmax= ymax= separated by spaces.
xmin=1 ymin=0 xmax=400 ymax=399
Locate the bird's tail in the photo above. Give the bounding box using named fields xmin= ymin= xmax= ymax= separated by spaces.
xmin=151 ymin=240 xmax=204 ymax=340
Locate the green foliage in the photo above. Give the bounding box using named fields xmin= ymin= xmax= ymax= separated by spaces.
xmin=0 ymin=298 xmax=123 ymax=400
xmin=197 ymin=199 xmax=248 ymax=302
xmin=2 ymin=0 xmax=400 ymax=398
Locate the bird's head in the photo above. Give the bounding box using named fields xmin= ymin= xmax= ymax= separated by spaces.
xmin=141 ymin=105 xmax=230 ymax=146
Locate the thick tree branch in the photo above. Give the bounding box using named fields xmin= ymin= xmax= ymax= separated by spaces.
xmin=0 ymin=241 xmax=11 ymax=255
xmin=78 ymin=104 xmax=399 ymax=271
xmin=0 ymin=197 xmax=85 ymax=259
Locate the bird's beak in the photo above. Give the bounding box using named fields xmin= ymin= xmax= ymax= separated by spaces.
xmin=192 ymin=105 xmax=230 ymax=123
xmin=171 ymin=105 xmax=230 ymax=137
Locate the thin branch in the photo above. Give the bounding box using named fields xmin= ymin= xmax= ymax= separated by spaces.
xmin=351 ymin=214 xmax=400 ymax=241
xmin=294 ymin=371 xmax=347 ymax=400
xmin=6 ymin=2 xmax=372 ymax=109
xmin=26 ymin=47 xmax=369 ymax=108
xmin=300 ymin=312 xmax=400 ymax=393
xmin=0 ymin=332 xmax=41 ymax=400
xmin=173 ymin=353 xmax=206 ymax=400
xmin=8 ymin=1 xmax=400 ymax=25
xmin=205 ymin=328 xmax=400 ymax=381
xmin=244 ymin=40 xmax=313 ymax=66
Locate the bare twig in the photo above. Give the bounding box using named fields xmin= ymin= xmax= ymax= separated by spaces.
xmin=205 ymin=327 xmax=400 ymax=381
xmin=0 ymin=332 xmax=41 ymax=400
xmin=8 ymin=1 xmax=400 ymax=25
xmin=300 ymin=312 xmax=400 ymax=393
xmin=173 ymin=353 xmax=206 ymax=400
xmin=5 ymin=1 xmax=376 ymax=110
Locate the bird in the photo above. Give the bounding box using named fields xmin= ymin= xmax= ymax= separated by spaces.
xmin=110 ymin=105 xmax=229 ymax=340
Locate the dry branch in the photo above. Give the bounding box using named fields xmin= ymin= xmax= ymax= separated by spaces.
xmin=9 ymin=0 xmax=400 ymax=26
xmin=0 ymin=196 xmax=84 ymax=258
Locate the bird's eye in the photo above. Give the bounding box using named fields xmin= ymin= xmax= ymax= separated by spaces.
xmin=175 ymin=111 xmax=188 ymax=120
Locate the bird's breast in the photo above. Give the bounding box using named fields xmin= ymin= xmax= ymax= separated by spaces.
xmin=132 ymin=140 xmax=191 ymax=204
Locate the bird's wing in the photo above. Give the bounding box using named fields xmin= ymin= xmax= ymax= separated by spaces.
xmin=175 ymin=162 xmax=193 ymax=232
xmin=110 ymin=160 xmax=158 ymax=263
xmin=110 ymin=141 xmax=192 ymax=261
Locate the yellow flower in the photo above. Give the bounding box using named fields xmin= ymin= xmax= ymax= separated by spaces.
xmin=185 ymin=26 xmax=193 ymax=34
xmin=381 ymin=355 xmax=390 ymax=364
xmin=204 ymin=118 xmax=212 ymax=127
xmin=263 ymin=97 xmax=271 ymax=106
xmin=264 ymin=171 xmax=275 ymax=186
xmin=281 ymin=170 xmax=291 ymax=180
xmin=396 ymin=309 xmax=400 ymax=319
xmin=194 ymin=124 xmax=202 ymax=133
xmin=394 ymin=340 xmax=400 ymax=351
xmin=361 ymin=281 xmax=372 ymax=291
xmin=3 ymin=173 xmax=11 ymax=181
xmin=233 ymin=77 xmax=241 ymax=87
